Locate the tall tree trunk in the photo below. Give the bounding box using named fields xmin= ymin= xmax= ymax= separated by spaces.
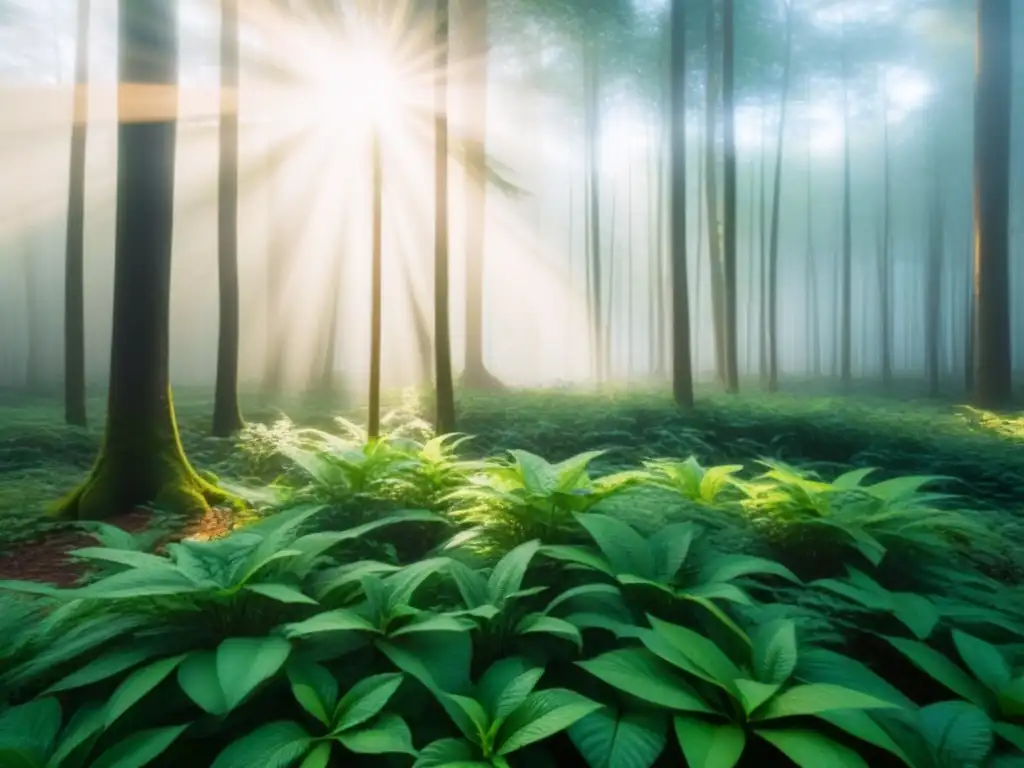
xmin=626 ymin=158 xmax=635 ymax=380
xmin=721 ymin=0 xmax=739 ymax=393
xmin=460 ymin=0 xmax=500 ymax=390
xmin=704 ymin=0 xmax=725 ymax=384
xmin=64 ymin=0 xmax=90 ymax=426
xmin=434 ymin=0 xmax=456 ymax=433
xmin=766 ymin=1 xmax=793 ymax=392
xmin=972 ymin=0 xmax=1012 ymax=408
xmin=583 ymin=41 xmax=604 ymax=383
xmin=965 ymin=235 xmax=975 ymax=393
xmin=368 ymin=130 xmax=384 ymax=439
xmin=669 ymin=0 xmax=694 ymax=408
xmin=694 ymin=110 xmax=705 ymax=370
xmin=315 ymin=248 xmax=344 ymax=393
xmin=212 ymin=0 xmax=244 ymax=436
xmin=758 ymin=104 xmax=768 ymax=384
xmin=879 ymin=75 xmax=893 ymax=388
xmin=56 ymin=0 xmax=228 ymax=520
xmin=804 ymin=87 xmax=820 ymax=378
xmin=23 ymin=241 xmax=45 ymax=391
xmin=839 ymin=22 xmax=853 ymax=385
xmin=925 ymin=132 xmax=943 ymax=398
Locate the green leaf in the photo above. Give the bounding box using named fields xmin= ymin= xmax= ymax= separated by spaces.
xmin=487 ymin=541 xmax=541 ymax=604
xmin=796 ymin=648 xmax=915 ymax=709
xmin=673 ymin=716 xmax=746 ymax=768
xmin=334 ymin=713 xmax=417 ymax=755
xmin=577 ymin=648 xmax=714 ymax=714
xmin=495 ymin=688 xmax=601 ymax=755
xmin=509 ymin=450 xmax=560 ymax=495
xmin=70 ymin=566 xmax=202 ymax=599
xmin=816 ymin=710 xmax=913 ymax=766
xmin=105 ymin=654 xmax=188 ymax=727
xmin=733 ymin=679 xmax=781 ymax=716
xmin=333 ymin=673 xmax=405 ymax=732
xmin=46 ymin=703 xmax=105 ymax=766
xmin=644 ymin=616 xmax=742 ymax=687
xmin=755 ymin=728 xmax=868 ymax=768
xmin=88 ymin=724 xmax=190 ymax=768
xmin=753 ymin=683 xmax=899 ymax=721
xmin=243 ymin=583 xmax=318 ymax=605
xmin=998 ymin=675 xmax=1024 ymax=717
xmin=413 ymin=737 xmax=485 ymax=767
xmin=210 ymin=721 xmax=313 ymax=768
xmin=0 ymin=698 xmax=62 ymax=764
xmin=43 ymin=646 xmax=158 ymax=694
xmin=447 ymin=561 xmax=489 ymax=609
xmin=298 ymin=742 xmax=332 ymax=768
xmin=951 ymin=630 xmax=1012 ymax=693
xmin=884 ymin=636 xmax=991 ymax=708
xmin=889 ymin=592 xmax=939 ymax=640
xmin=648 ymin=522 xmax=698 ymax=583
xmin=575 ymin=514 xmax=654 ymax=578
xmin=569 ymin=708 xmax=668 ymax=768
xmin=918 ymin=701 xmax=993 ymax=768
xmin=283 ymin=609 xmax=379 ymax=639
xmin=541 ymin=545 xmax=616 ymax=576
xmin=752 ymin=620 xmax=798 ymax=685
xmin=993 ymin=721 xmax=1024 ymax=751
xmin=177 ymin=652 xmax=227 ymax=715
xmin=515 ymin=614 xmax=583 ymax=650
xmin=287 ymin=657 xmax=339 ymax=727
xmin=699 ymin=554 xmax=800 ymax=586
xmin=440 ymin=693 xmax=490 ymax=744
xmin=217 ymin=636 xmax=292 ymax=712
xmin=387 ymin=614 xmax=474 ymax=637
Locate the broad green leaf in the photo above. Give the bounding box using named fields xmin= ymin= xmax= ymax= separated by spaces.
xmin=752 ymin=620 xmax=798 ymax=685
xmin=699 ymin=554 xmax=800 ymax=586
xmin=569 ymin=707 xmax=668 ymax=768
xmin=998 ymin=675 xmax=1024 ymax=717
xmin=334 ymin=713 xmax=417 ymax=755
xmin=575 ymin=514 xmax=654 ymax=579
xmin=648 ymin=522 xmax=698 ymax=583
xmin=752 ymin=684 xmax=899 ymax=721
xmin=210 ymin=720 xmax=313 ymax=768
xmin=993 ymin=722 xmax=1024 ymax=751
xmin=105 ymin=654 xmax=187 ymax=727
xmin=287 ymin=657 xmax=339 ymax=727
xmin=951 ymin=631 xmax=1012 ymax=693
xmin=541 ymin=545 xmax=616 ymax=576
xmin=673 ymin=716 xmax=746 ymax=768
xmin=387 ymin=614 xmax=474 ymax=637
xmin=0 ymin=698 xmax=61 ymax=764
xmin=243 ymin=583 xmax=318 ymax=605
xmin=487 ymin=541 xmax=541 ymax=604
xmin=576 ymin=649 xmax=713 ymax=714
xmin=755 ymin=728 xmax=868 ymax=768
xmin=48 ymin=703 xmax=105 ymax=766
xmin=88 ymin=724 xmax=190 ymax=768
xmin=495 ymin=688 xmax=602 ymax=755
xmin=447 ymin=561 xmax=489 ymax=609
xmin=333 ymin=673 xmax=405 ymax=732
xmin=516 ymin=614 xmax=583 ymax=650
xmin=917 ymin=701 xmax=993 ymax=768
xmin=217 ymin=636 xmax=293 ymax=712
xmin=733 ymin=679 xmax=781 ymax=716
xmin=816 ymin=710 xmax=913 ymax=767
xmin=889 ymin=592 xmax=939 ymax=640
xmin=298 ymin=742 xmax=332 ymax=768
xmin=884 ymin=637 xmax=990 ymax=708
xmin=509 ymin=450 xmax=559 ymax=495
xmin=645 ymin=616 xmax=742 ymax=686
xmin=796 ymin=649 xmax=915 ymax=709
xmin=477 ymin=660 xmax=544 ymax=722
xmin=441 ymin=694 xmax=490 ymax=743
xmin=413 ymin=738 xmax=483 ymax=767
xmin=43 ymin=646 xmax=158 ymax=694
xmin=543 ymin=583 xmax=624 ymax=616
xmin=384 ymin=558 xmax=451 ymax=610
xmin=177 ymin=652 xmax=227 ymax=715
xmin=283 ymin=609 xmax=378 ymax=639
xmin=69 ymin=564 xmax=202 ymax=599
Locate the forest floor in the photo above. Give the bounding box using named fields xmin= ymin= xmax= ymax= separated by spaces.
xmin=1 ymin=382 xmax=1024 ymax=585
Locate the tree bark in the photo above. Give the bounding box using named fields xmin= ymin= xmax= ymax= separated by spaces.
xmin=669 ymin=0 xmax=694 ymax=408
xmin=972 ymin=0 xmax=1013 ymax=408
xmin=55 ymin=0 xmax=230 ymax=520
xmin=721 ymin=0 xmax=739 ymax=393
xmin=212 ymin=0 xmax=244 ymax=436
xmin=434 ymin=0 xmax=456 ymax=433
xmin=839 ymin=23 xmax=853 ymax=385
xmin=704 ymin=0 xmax=725 ymax=384
xmin=63 ymin=0 xmax=90 ymax=426
xmin=368 ymin=130 xmax=384 ymax=439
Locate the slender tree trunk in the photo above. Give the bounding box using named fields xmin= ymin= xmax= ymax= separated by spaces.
xmin=56 ymin=0 xmax=228 ymax=520
xmin=434 ymin=0 xmax=456 ymax=433
xmin=316 ymin=247 xmax=344 ymax=393
xmin=767 ymin=2 xmax=793 ymax=392
xmin=704 ymin=0 xmax=725 ymax=384
xmin=804 ymin=89 xmax=820 ymax=378
xmin=23 ymin=242 xmax=45 ymax=391
xmin=64 ymin=0 xmax=90 ymax=426
xmin=721 ymin=0 xmax=739 ymax=393
xmin=926 ymin=132 xmax=943 ymax=398
xmin=461 ymin=0 xmax=499 ymax=389
xmin=626 ymin=159 xmax=635 ymax=380
xmin=694 ymin=111 xmax=705 ymax=370
xmin=212 ymin=0 xmax=244 ymax=436
xmin=670 ymin=0 xmax=694 ymax=408
xmin=368 ymin=130 xmax=384 ymax=439
xmin=879 ymin=75 xmax=893 ymax=388
xmin=758 ymin=104 xmax=768 ymax=384
xmin=839 ymin=23 xmax=853 ymax=385
xmin=583 ymin=41 xmax=604 ymax=383
xmin=972 ymin=0 xmax=1013 ymax=408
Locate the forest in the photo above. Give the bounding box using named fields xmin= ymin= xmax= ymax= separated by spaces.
xmin=0 ymin=0 xmax=1022 ymax=766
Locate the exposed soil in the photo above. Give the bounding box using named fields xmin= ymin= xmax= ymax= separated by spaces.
xmin=0 ymin=507 xmax=237 ymax=588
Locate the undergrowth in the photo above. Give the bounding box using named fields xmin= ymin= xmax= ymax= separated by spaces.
xmin=1 ymin=389 xmax=1023 ymax=766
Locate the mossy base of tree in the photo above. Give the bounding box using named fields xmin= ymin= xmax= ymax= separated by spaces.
xmin=51 ymin=441 xmax=243 ymax=522
xmin=460 ymin=366 xmax=505 ymax=392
